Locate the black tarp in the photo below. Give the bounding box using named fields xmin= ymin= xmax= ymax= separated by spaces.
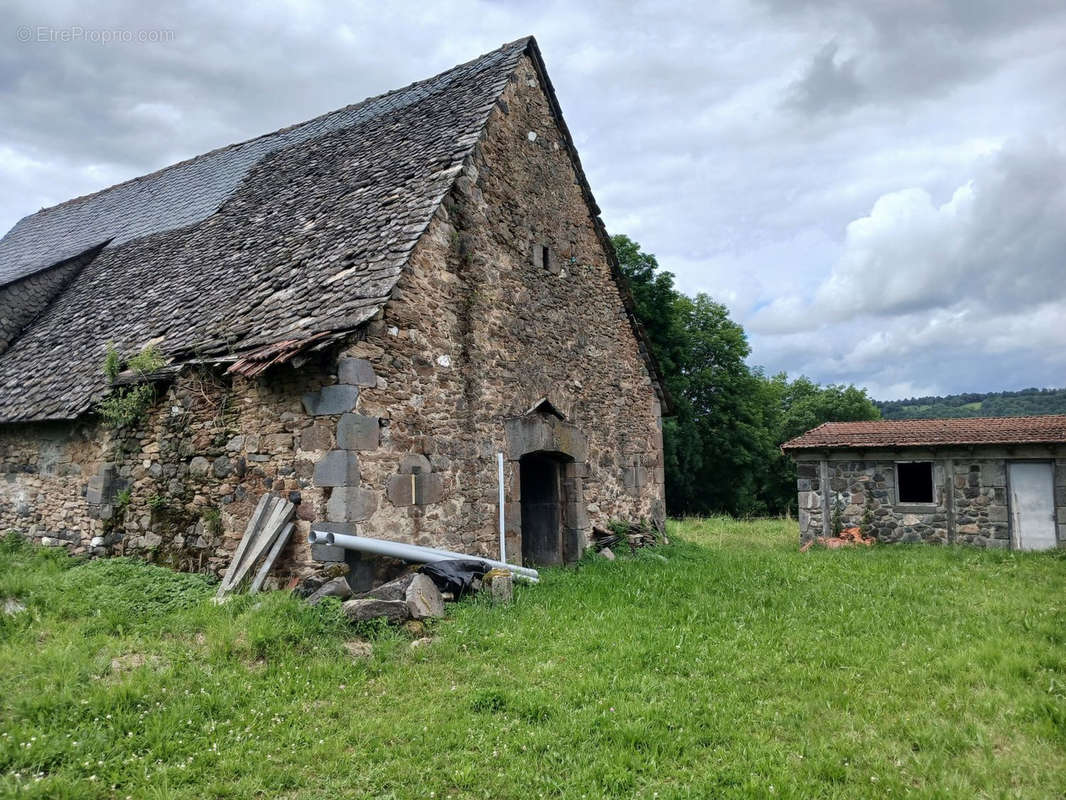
xmin=417 ymin=559 xmax=491 ymax=597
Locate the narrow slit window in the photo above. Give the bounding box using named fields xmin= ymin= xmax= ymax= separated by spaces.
xmin=541 ymin=245 xmax=550 ymax=270
xmin=897 ymin=461 xmax=934 ymax=503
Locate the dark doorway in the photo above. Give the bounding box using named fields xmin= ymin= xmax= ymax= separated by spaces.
xmin=520 ymin=452 xmax=563 ymax=566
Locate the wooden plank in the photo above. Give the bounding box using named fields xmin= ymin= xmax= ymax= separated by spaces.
xmin=220 ymin=495 xmax=278 ymax=593
xmin=225 ymin=499 xmax=295 ymax=592
xmin=216 ymin=494 xmax=273 ymax=597
xmin=249 ymin=522 xmax=295 ymax=594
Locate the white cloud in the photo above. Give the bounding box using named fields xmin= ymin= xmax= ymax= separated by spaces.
xmin=744 ymin=137 xmax=1066 ymax=397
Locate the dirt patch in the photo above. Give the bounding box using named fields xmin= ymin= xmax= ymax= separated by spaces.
xmin=109 ymin=653 xmax=166 ymax=674
xmin=343 ymin=640 xmax=373 ymax=659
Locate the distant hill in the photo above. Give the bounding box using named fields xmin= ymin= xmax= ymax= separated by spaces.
xmin=877 ymin=387 xmax=1066 ymax=419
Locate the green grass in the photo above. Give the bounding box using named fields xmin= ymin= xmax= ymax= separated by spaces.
xmin=1 ymin=519 xmax=1064 ymax=799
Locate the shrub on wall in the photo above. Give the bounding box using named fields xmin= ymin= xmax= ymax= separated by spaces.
xmin=97 ymin=343 xmax=166 ymax=429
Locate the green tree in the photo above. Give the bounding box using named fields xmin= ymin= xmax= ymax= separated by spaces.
xmin=611 ymin=234 xmax=879 ymax=517
xmin=612 ymin=234 xmax=688 ymax=382
xmin=759 ymin=374 xmax=880 ymax=514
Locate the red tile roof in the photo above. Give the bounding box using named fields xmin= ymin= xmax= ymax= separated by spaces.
xmin=781 ymin=415 xmax=1066 ymax=451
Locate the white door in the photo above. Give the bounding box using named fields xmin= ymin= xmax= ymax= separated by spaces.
xmin=1008 ymin=462 xmax=1057 ymax=551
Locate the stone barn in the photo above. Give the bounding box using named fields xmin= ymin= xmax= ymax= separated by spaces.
xmin=782 ymin=416 xmax=1066 ymax=550
xmin=0 ymin=37 xmax=668 ymax=585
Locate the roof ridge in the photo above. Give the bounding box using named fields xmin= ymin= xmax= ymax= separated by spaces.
xmin=19 ymin=37 xmax=534 ymax=220
xmin=783 ymin=413 xmax=1066 ymax=450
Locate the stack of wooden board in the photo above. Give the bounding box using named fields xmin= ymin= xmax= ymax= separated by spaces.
xmin=215 ymin=494 xmax=296 ymax=597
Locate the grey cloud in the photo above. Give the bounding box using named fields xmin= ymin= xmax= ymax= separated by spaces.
xmin=786 ymin=41 xmax=863 ymax=114
xmin=826 ymin=137 xmax=1066 ymax=320
xmin=747 ymin=136 xmax=1066 ymax=395
xmin=773 ymin=0 xmax=1066 ymax=116
xmin=759 ymin=0 xmax=1066 ymax=42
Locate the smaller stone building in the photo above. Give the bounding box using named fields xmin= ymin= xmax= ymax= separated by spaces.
xmin=782 ymin=416 xmax=1066 ymax=550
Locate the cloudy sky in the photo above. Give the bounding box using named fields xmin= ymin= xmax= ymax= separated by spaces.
xmin=3 ymin=1 xmax=1064 ymax=400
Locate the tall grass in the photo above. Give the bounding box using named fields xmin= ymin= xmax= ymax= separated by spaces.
xmin=0 ymin=520 xmax=1063 ymax=798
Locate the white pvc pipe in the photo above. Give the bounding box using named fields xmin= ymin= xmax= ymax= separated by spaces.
xmin=308 ymin=529 xmax=539 ymax=582
xmin=497 ymin=452 xmax=507 ymax=564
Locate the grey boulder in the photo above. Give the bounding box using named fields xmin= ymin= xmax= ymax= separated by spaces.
xmin=342 ymin=598 xmax=411 ymax=624
xmin=405 ymin=573 xmax=445 ymax=620
xmin=306 ymin=576 xmax=353 ymax=605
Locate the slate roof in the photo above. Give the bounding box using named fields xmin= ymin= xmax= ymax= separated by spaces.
xmin=782 ymin=415 xmax=1066 ymax=451
xmin=0 ymin=38 xmax=532 ymax=422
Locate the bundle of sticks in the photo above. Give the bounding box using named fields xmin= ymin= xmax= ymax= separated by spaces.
xmin=590 ymin=520 xmax=665 ymax=553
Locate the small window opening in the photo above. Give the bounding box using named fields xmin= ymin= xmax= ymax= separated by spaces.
xmin=541 ymin=245 xmax=550 ymax=270
xmin=897 ymin=461 xmax=934 ymax=503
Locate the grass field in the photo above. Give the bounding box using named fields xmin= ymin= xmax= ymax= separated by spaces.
xmin=1 ymin=518 xmax=1064 ymax=799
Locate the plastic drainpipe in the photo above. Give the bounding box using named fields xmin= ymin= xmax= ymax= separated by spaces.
xmin=497 ymin=452 xmax=507 ymax=564
xmin=308 ymin=529 xmax=539 ymax=582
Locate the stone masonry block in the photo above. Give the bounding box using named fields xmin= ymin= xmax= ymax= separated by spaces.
xmin=302 ymin=384 xmax=359 ymax=416
xmin=980 ymin=462 xmax=1006 ymax=486
xmin=386 ymin=474 xmax=414 ymax=506
xmin=86 ymin=477 xmax=107 ymax=505
xmin=338 ymin=357 xmax=377 ymax=387
xmin=315 ymin=521 xmax=356 ymax=536
xmin=300 ymin=423 xmax=333 ymax=451
xmin=313 ymin=450 xmax=360 ymax=487
xmin=505 ymin=501 xmax=521 ymax=533
xmin=311 ymin=543 xmax=347 ymax=562
xmin=337 ymin=413 xmax=380 ymax=450
xmin=386 ymin=473 xmax=444 ymax=506
xmin=86 ymin=464 xmax=116 ymax=504
xmin=326 ymin=486 xmax=379 ymax=522
xmin=417 ymin=473 xmax=444 ymax=505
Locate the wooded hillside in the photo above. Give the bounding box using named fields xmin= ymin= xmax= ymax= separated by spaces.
xmin=878 ymin=387 xmax=1066 ymax=419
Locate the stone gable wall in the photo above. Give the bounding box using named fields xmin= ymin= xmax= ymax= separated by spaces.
xmin=318 ymin=53 xmax=665 ymax=559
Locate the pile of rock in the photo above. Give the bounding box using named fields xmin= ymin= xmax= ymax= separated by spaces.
xmin=300 ymin=564 xmax=514 ymax=625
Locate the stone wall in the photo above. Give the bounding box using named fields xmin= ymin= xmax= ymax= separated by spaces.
xmin=794 ymin=448 xmax=1066 ymax=548
xmin=950 ymin=460 xmax=1009 ymax=546
xmin=795 ymin=461 xmax=824 ymax=540
xmin=0 ymin=363 xmax=339 ymax=584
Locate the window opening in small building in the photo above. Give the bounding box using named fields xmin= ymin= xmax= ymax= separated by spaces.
xmin=897 ymin=461 xmax=934 ymax=503
xmin=541 ymin=245 xmax=550 ymax=270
